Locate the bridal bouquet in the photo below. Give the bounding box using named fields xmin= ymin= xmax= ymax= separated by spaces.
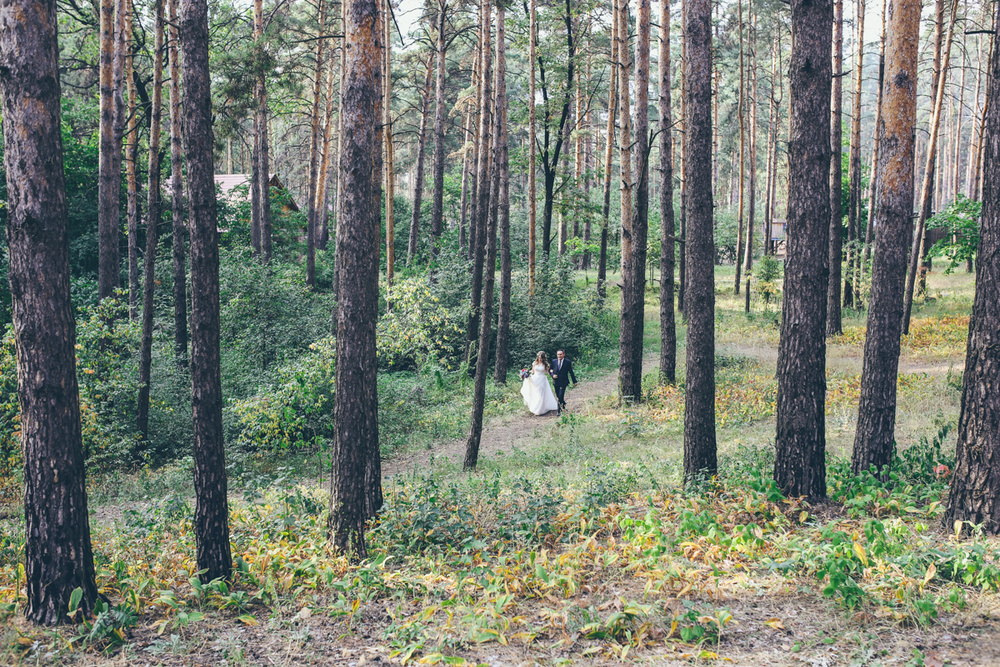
xmin=519 ymin=368 xmax=531 ymax=380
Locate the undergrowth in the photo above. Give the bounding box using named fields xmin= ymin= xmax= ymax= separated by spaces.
xmin=1 ymin=425 xmax=996 ymax=665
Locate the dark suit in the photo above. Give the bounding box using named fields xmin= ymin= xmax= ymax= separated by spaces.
xmin=549 ymin=357 xmax=577 ymax=410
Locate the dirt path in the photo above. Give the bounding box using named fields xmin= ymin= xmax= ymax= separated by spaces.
xmin=382 ymin=364 xmax=624 ymax=479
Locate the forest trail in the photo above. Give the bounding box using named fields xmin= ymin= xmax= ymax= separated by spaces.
xmin=382 ymin=361 xmax=629 ymax=479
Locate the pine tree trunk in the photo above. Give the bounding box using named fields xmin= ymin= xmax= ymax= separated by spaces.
xmin=849 ymin=0 xmax=920 ymax=477
xmin=678 ymin=1 xmax=687 ymax=315
xmin=763 ymin=32 xmax=779 ymax=256
xmin=0 ymin=0 xmax=101 ymax=624
xmin=407 ymin=52 xmax=435 ymax=263
xmin=658 ymin=0 xmax=676 ymax=386
xmin=528 ymin=0 xmax=537 ymax=294
xmin=317 ymin=16 xmax=340 ymax=254
xmin=125 ymin=7 xmax=140 ymax=321
xmin=619 ymin=0 xmax=649 ymax=403
xmin=734 ymin=0 xmax=746 ymax=295
xmin=827 ymin=0 xmax=844 ymax=336
xmin=383 ymin=0 xmax=395 ymax=287
xmin=773 ymin=0 xmax=832 ymax=500
xmin=98 ymin=0 xmax=128 ymax=301
xmin=968 ymin=30 xmax=986 ymax=199
xmin=582 ymin=49 xmax=593 ymax=270
xmin=466 ymin=0 xmax=493 ymax=369
xmin=618 ymin=0 xmax=632 ymax=280
xmin=169 ymin=0 xmax=188 ymax=367
xmin=329 ymin=0 xmax=384 ymax=558
xmin=951 ymin=56 xmax=964 ymax=202
xmin=945 ymin=0 xmax=1000 ymax=531
xmin=466 ymin=3 xmax=504 ymax=468
xmin=181 ymin=0 xmax=232 ymax=581
xmin=847 ymin=0 xmax=865 ymax=306
xmin=257 ymin=10 xmax=273 ymax=262
xmin=682 ymin=0 xmax=716 ymax=478
xmin=863 ymin=0 xmax=888 ymax=274
xmin=598 ymin=0 xmax=619 ymax=301
xmin=458 ymin=106 xmax=473 ymax=252
xmin=743 ymin=10 xmax=758 ymax=311
xmin=138 ymin=0 xmax=165 ymax=439
xmin=306 ymin=0 xmax=328 ymax=288
xmin=493 ymin=17 xmax=512 ymax=386
xmin=333 ymin=0 xmax=347 ymax=261
xmin=902 ymin=0 xmax=957 ymax=335
xmin=429 ymin=0 xmax=449 ymax=259
xmin=466 ymin=36 xmax=483 ymax=261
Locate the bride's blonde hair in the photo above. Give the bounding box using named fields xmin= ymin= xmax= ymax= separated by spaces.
xmin=534 ymin=351 xmax=550 ymax=371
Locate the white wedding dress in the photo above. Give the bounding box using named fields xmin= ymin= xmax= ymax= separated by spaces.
xmin=520 ymin=363 xmax=559 ymax=415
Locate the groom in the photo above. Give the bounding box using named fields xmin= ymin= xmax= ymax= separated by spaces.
xmin=550 ymin=349 xmax=577 ymax=414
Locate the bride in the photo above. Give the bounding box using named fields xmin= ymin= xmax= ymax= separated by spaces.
xmin=520 ymin=351 xmax=559 ymax=416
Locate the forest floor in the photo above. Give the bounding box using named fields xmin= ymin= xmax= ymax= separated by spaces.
xmin=4 ymin=268 xmax=999 ymax=667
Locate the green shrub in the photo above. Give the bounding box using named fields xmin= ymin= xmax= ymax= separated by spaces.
xmin=378 ymin=278 xmax=464 ymax=371
xmin=0 ymin=295 xmax=146 ymax=497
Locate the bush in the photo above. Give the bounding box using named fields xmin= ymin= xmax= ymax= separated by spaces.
xmin=0 ymin=295 xmax=146 ymax=498
xmin=218 ymin=251 xmax=335 ymax=398
xmin=506 ymin=256 xmax=617 ymax=368
xmin=231 ymin=337 xmax=337 ymax=456
xmin=378 ymin=278 xmax=465 ymax=371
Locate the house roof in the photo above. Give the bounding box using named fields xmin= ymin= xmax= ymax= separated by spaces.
xmin=163 ymin=173 xmax=299 ymax=212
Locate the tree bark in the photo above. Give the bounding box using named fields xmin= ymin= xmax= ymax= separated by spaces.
xmin=316 ymin=25 xmax=340 ymax=255
xmin=682 ymin=0 xmax=716 ymax=479
xmin=734 ymin=0 xmax=746 ymax=295
xmin=618 ymin=0 xmax=633 ymax=282
xmin=494 ymin=13 xmax=512 ymax=385
xmin=849 ymin=0 xmax=920 ymax=477
xmin=862 ymin=0 xmax=888 ymax=275
xmin=827 ymin=0 xmax=844 ymax=336
xmin=307 ymin=0 xmax=329 ymax=288
xmin=537 ymin=0 xmax=575 ymax=257
xmin=383 ymin=0 xmax=395 ymax=287
xmin=458 ymin=106 xmax=473 ymax=252
xmin=466 ymin=0 xmax=493 ymax=368
xmin=598 ymin=0 xmax=619 ymax=301
xmin=181 ymin=0 xmax=232 ymax=581
xmin=846 ymin=0 xmax=865 ymax=307
xmin=902 ymin=0 xmax=957 ymax=335
xmin=256 ymin=0 xmax=273 ymax=262
xmin=429 ymin=0 xmax=449 ymax=260
xmin=407 ymin=51 xmax=435 ymax=263
xmin=138 ymin=0 xmax=165 ymax=439
xmin=0 ymin=0 xmax=101 ymax=624
xmin=466 ymin=3 xmax=504 ymax=468
xmin=945 ymin=0 xmax=1000 ymax=532
xmin=465 ymin=34 xmax=483 ymax=261
xmin=743 ymin=9 xmax=758 ymax=311
xmin=619 ymin=0 xmax=649 ymax=403
xmin=678 ymin=1 xmax=687 ymax=315
xmin=125 ymin=6 xmax=139 ymax=321
xmin=329 ymin=0 xmax=384 ymax=557
xmin=169 ymin=0 xmax=188 ymax=367
xmin=658 ymin=0 xmax=676 ymax=386
xmin=773 ymin=0 xmax=832 ymax=500
xmin=528 ymin=0 xmax=537 ymax=294
xmin=763 ymin=31 xmax=779 ymax=256
xmin=99 ymin=0 xmax=128 ymax=301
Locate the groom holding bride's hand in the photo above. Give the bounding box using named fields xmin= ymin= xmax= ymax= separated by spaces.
xmin=550 ymin=350 xmax=577 ymax=415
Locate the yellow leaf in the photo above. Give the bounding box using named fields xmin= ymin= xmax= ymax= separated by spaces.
xmin=922 ymin=561 xmax=937 ymax=588
xmin=853 ymin=542 xmax=868 ymax=567
xmin=764 ymin=618 xmax=785 ymax=630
